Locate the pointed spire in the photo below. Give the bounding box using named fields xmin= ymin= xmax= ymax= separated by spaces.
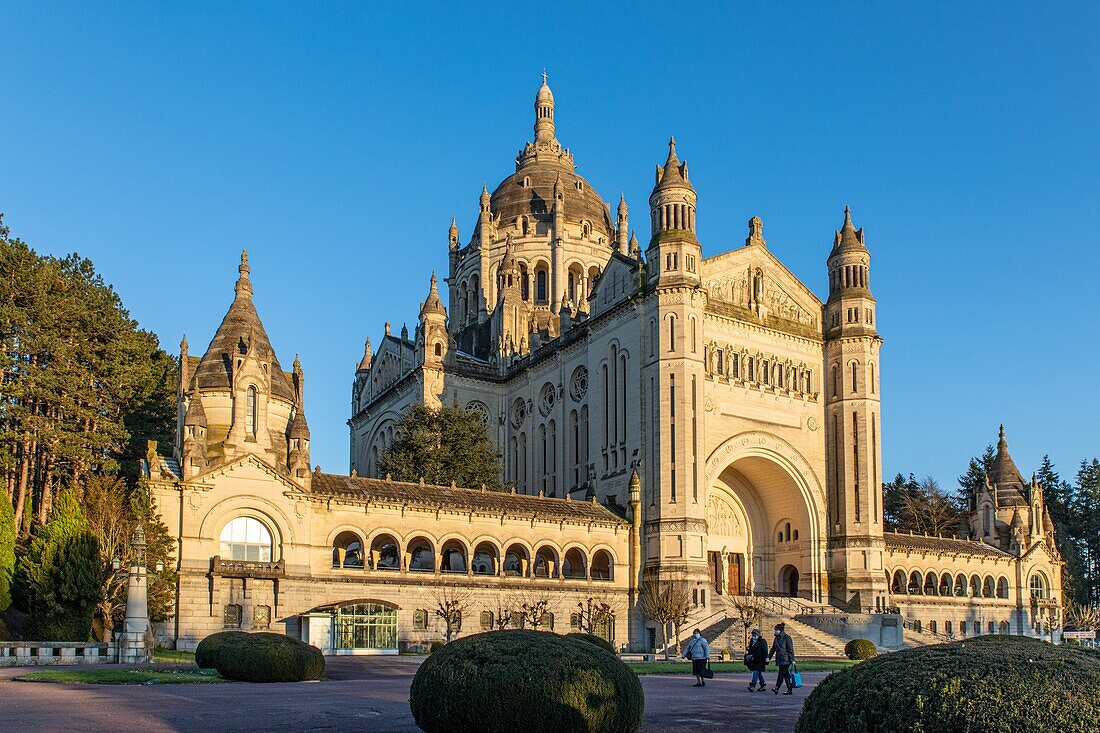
xmin=400 ymin=323 xmax=409 ymax=340
xmin=357 ymin=337 xmax=372 ymax=371
xmin=421 ymin=271 xmax=446 ymax=317
xmin=234 ymin=249 xmax=253 ymax=299
xmin=184 ymin=392 xmax=207 ymax=427
xmin=629 ymin=230 xmax=640 ymax=258
xmin=449 ymin=217 xmax=459 ymax=249
xmin=480 ymin=183 xmax=490 ymax=207
xmin=618 ymin=193 xmax=628 ymax=216
xmin=989 ymin=424 xmax=1026 ymax=489
xmin=180 ymin=334 xmax=188 ymax=353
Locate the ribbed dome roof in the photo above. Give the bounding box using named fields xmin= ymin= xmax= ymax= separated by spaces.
xmin=190 ymin=251 xmax=296 ymax=402
xmin=490 ymin=165 xmax=613 ymax=239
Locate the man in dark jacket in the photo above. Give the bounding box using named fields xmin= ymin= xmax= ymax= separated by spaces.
xmin=745 ymin=629 xmax=769 ymax=691
xmin=767 ymin=623 xmax=796 ymax=695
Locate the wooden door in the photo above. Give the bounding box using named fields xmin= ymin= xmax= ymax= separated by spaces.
xmin=728 ymin=555 xmax=742 ymax=595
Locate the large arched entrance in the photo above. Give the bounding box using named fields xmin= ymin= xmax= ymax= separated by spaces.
xmin=705 ymin=434 xmax=826 ymax=603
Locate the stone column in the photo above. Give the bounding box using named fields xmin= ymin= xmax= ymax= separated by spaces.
xmin=119 ymin=526 xmax=151 ymax=664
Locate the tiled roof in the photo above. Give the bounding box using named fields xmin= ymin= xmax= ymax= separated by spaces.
xmin=884 ymin=532 xmax=1011 ymax=558
xmin=311 ymin=473 xmax=627 ymax=525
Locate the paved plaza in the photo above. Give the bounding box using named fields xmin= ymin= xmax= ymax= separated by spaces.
xmin=0 ymin=657 xmax=821 ymax=733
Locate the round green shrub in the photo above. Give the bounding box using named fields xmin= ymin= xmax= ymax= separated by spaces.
xmin=565 ymin=632 xmax=617 ymax=655
xmin=195 ymin=630 xmax=248 ymax=669
xmin=797 ymin=635 xmax=1100 ymax=733
xmin=1064 ymin=637 xmax=1082 ymax=647
xmin=411 ymin=629 xmax=644 ymax=733
xmin=213 ymin=632 xmax=325 ymax=682
xmin=844 ymin=638 xmax=877 ymax=660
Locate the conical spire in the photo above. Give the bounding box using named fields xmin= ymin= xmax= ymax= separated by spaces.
xmin=234 ymin=250 xmax=253 ymax=299
xmin=653 ymin=137 xmax=693 ymax=193
xmin=618 ymin=193 xmax=628 ymax=216
xmin=357 ymin=338 xmax=372 ymax=371
xmin=989 ymin=424 xmax=1026 ymax=488
xmin=448 ymin=217 xmax=459 ymax=249
xmin=831 ymin=205 xmax=867 ymax=256
xmin=420 ymin=271 xmax=447 ymax=317
xmin=183 ymin=392 xmax=207 ymax=427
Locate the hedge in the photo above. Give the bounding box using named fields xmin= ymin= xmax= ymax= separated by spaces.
xmin=195 ymin=631 xmax=248 ymax=669
xmin=797 ymin=635 xmax=1100 ymax=733
xmin=844 ymin=638 xmax=877 ymax=660
xmin=566 ymin=632 xmax=617 ymax=655
xmin=411 ymin=630 xmax=644 ymax=733
xmin=213 ymin=632 xmax=325 ymax=682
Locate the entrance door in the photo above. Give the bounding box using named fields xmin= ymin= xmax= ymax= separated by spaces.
xmin=728 ymin=555 xmax=742 ymax=595
xmin=779 ymin=565 xmax=800 ymax=598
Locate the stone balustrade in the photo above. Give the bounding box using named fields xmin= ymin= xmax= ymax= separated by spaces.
xmin=0 ymin=641 xmax=117 ymax=667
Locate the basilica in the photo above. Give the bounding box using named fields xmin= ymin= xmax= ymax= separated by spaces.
xmin=146 ymin=77 xmax=1063 ymax=654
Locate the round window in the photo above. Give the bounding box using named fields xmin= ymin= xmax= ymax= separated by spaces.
xmin=538 ymin=383 xmax=557 ymax=416
xmin=510 ymin=398 xmax=527 ymax=428
xmin=569 ymin=366 xmax=588 ymax=402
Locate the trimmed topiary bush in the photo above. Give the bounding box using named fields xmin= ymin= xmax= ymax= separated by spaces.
xmin=566 ymin=632 xmax=617 ymax=655
xmin=195 ymin=630 xmax=248 ymax=669
xmin=844 ymin=638 xmax=877 ymax=660
xmin=213 ymin=632 xmax=325 ymax=682
xmin=797 ymin=635 xmax=1100 ymax=733
xmin=411 ymin=629 xmax=644 ymax=733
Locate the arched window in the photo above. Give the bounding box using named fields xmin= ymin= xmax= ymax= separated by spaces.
xmin=983 ymin=575 xmax=995 ymax=598
xmin=924 ymin=572 xmax=938 ymax=596
xmin=503 ymin=544 xmax=529 ymax=577
xmin=908 ymin=571 xmax=923 ymax=594
xmin=668 ymin=315 xmax=676 ymax=351
xmin=1030 ymin=574 xmax=1047 ymax=600
xmin=955 ymin=573 xmax=967 ymax=597
xmin=219 ymin=517 xmax=272 ymax=562
xmin=407 ymin=536 xmax=436 ymax=572
xmin=851 ymin=362 xmax=858 ymax=393
xmin=891 ymin=570 xmax=906 ymax=594
xmin=690 ymin=317 xmax=697 ymax=353
xmin=939 ymin=574 xmax=952 ymax=596
xmin=831 ymin=365 xmax=839 ymax=397
xmin=472 ymin=542 xmax=498 ymax=575
xmin=440 ymin=540 xmax=468 ymax=573
xmin=536 ymin=269 xmax=548 ymax=303
xmin=434 ymin=342 xmax=442 ymax=357
xmin=970 ymin=574 xmax=982 ymax=597
xmin=245 ymin=386 xmax=257 ymax=435
xmin=533 ymin=546 xmax=558 ymax=578
xmin=999 ymin=621 xmax=1010 ymax=635
xmin=996 ymin=577 xmax=1009 ymax=599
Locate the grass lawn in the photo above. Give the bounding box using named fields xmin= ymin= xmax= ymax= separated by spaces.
xmin=628 ymin=660 xmax=857 ymax=675
xmin=153 ymin=649 xmax=196 ymax=664
xmin=14 ymin=668 xmax=223 ymax=685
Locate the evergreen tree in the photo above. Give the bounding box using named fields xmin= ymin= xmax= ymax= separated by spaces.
xmin=1072 ymin=459 xmax=1100 ymax=607
xmin=379 ymin=404 xmax=503 ymax=490
xmin=0 ymin=492 xmax=14 ymax=611
xmin=0 ymin=215 xmax=178 ymax=536
xmin=49 ymin=532 xmax=105 ymax=641
xmin=1035 ymin=455 xmax=1089 ymax=606
xmin=883 ymin=473 xmax=920 ymax=532
xmin=956 ymin=445 xmax=995 ymax=513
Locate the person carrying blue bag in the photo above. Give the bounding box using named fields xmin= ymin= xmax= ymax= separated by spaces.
xmin=767 ymin=622 xmax=797 ymax=695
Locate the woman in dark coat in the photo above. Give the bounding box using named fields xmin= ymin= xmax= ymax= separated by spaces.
xmin=744 ymin=628 xmax=769 ymax=691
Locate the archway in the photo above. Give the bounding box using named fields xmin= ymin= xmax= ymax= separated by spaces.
xmin=706 ymin=439 xmax=824 ymax=602
xmin=779 ymin=565 xmax=800 ymax=598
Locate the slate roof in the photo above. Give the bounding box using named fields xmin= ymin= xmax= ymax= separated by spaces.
xmin=311 ymin=473 xmax=627 ymax=525
xmin=884 ymin=532 xmax=1012 ymax=559
xmin=190 ymin=253 xmax=296 ymax=402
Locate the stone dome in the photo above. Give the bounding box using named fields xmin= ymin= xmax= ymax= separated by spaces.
xmin=488 ymin=75 xmax=614 ymax=242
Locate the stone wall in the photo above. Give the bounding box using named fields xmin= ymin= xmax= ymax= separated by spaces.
xmin=0 ymin=642 xmax=117 ymax=667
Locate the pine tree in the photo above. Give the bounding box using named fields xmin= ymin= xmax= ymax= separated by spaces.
xmin=1072 ymin=459 xmax=1100 ymax=607
xmin=1035 ymin=455 xmax=1089 ymax=606
xmin=50 ymin=532 xmax=105 ymax=641
xmin=0 ymin=492 xmax=14 ymax=611
xmin=380 ymin=404 xmax=503 ymax=490
xmin=956 ymin=445 xmax=995 ymax=513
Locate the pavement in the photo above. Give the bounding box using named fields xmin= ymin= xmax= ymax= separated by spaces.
xmin=0 ymin=657 xmax=820 ymax=733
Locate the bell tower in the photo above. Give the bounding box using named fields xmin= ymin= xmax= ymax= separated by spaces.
xmin=643 ymin=138 xmax=708 ymax=591
xmin=823 ymin=206 xmax=887 ymax=611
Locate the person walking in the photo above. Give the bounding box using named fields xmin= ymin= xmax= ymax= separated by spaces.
xmin=682 ymin=628 xmax=711 ymax=687
xmin=767 ymin=623 xmax=796 ymax=695
xmin=744 ymin=628 xmax=769 ymax=691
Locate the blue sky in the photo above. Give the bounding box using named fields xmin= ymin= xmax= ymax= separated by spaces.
xmin=2 ymin=2 xmax=1097 ymax=488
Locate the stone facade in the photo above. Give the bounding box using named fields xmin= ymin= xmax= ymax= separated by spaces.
xmin=150 ymin=77 xmax=1062 ymax=654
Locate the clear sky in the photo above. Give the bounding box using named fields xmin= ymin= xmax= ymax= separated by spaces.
xmin=2 ymin=2 xmax=1097 ymax=488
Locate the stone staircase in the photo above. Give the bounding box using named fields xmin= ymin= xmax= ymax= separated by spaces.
xmin=722 ymin=595 xmax=849 ymax=659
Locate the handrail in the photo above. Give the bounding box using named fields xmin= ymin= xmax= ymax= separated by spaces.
xmin=663 ymin=608 xmax=729 ymax=657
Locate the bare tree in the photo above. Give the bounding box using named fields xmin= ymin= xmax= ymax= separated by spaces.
xmin=432 ymin=586 xmax=471 ymax=643
xmin=490 ymin=596 xmax=517 ymax=631
xmin=731 ymin=595 xmax=766 ymax=649
xmin=900 ymin=476 xmax=963 ymax=536
xmin=1066 ymin=601 xmax=1100 ymax=631
xmin=576 ymin=592 xmax=617 ymax=639
xmin=517 ymin=589 xmax=557 ymax=630
xmin=639 ymin=576 xmax=693 ymax=659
